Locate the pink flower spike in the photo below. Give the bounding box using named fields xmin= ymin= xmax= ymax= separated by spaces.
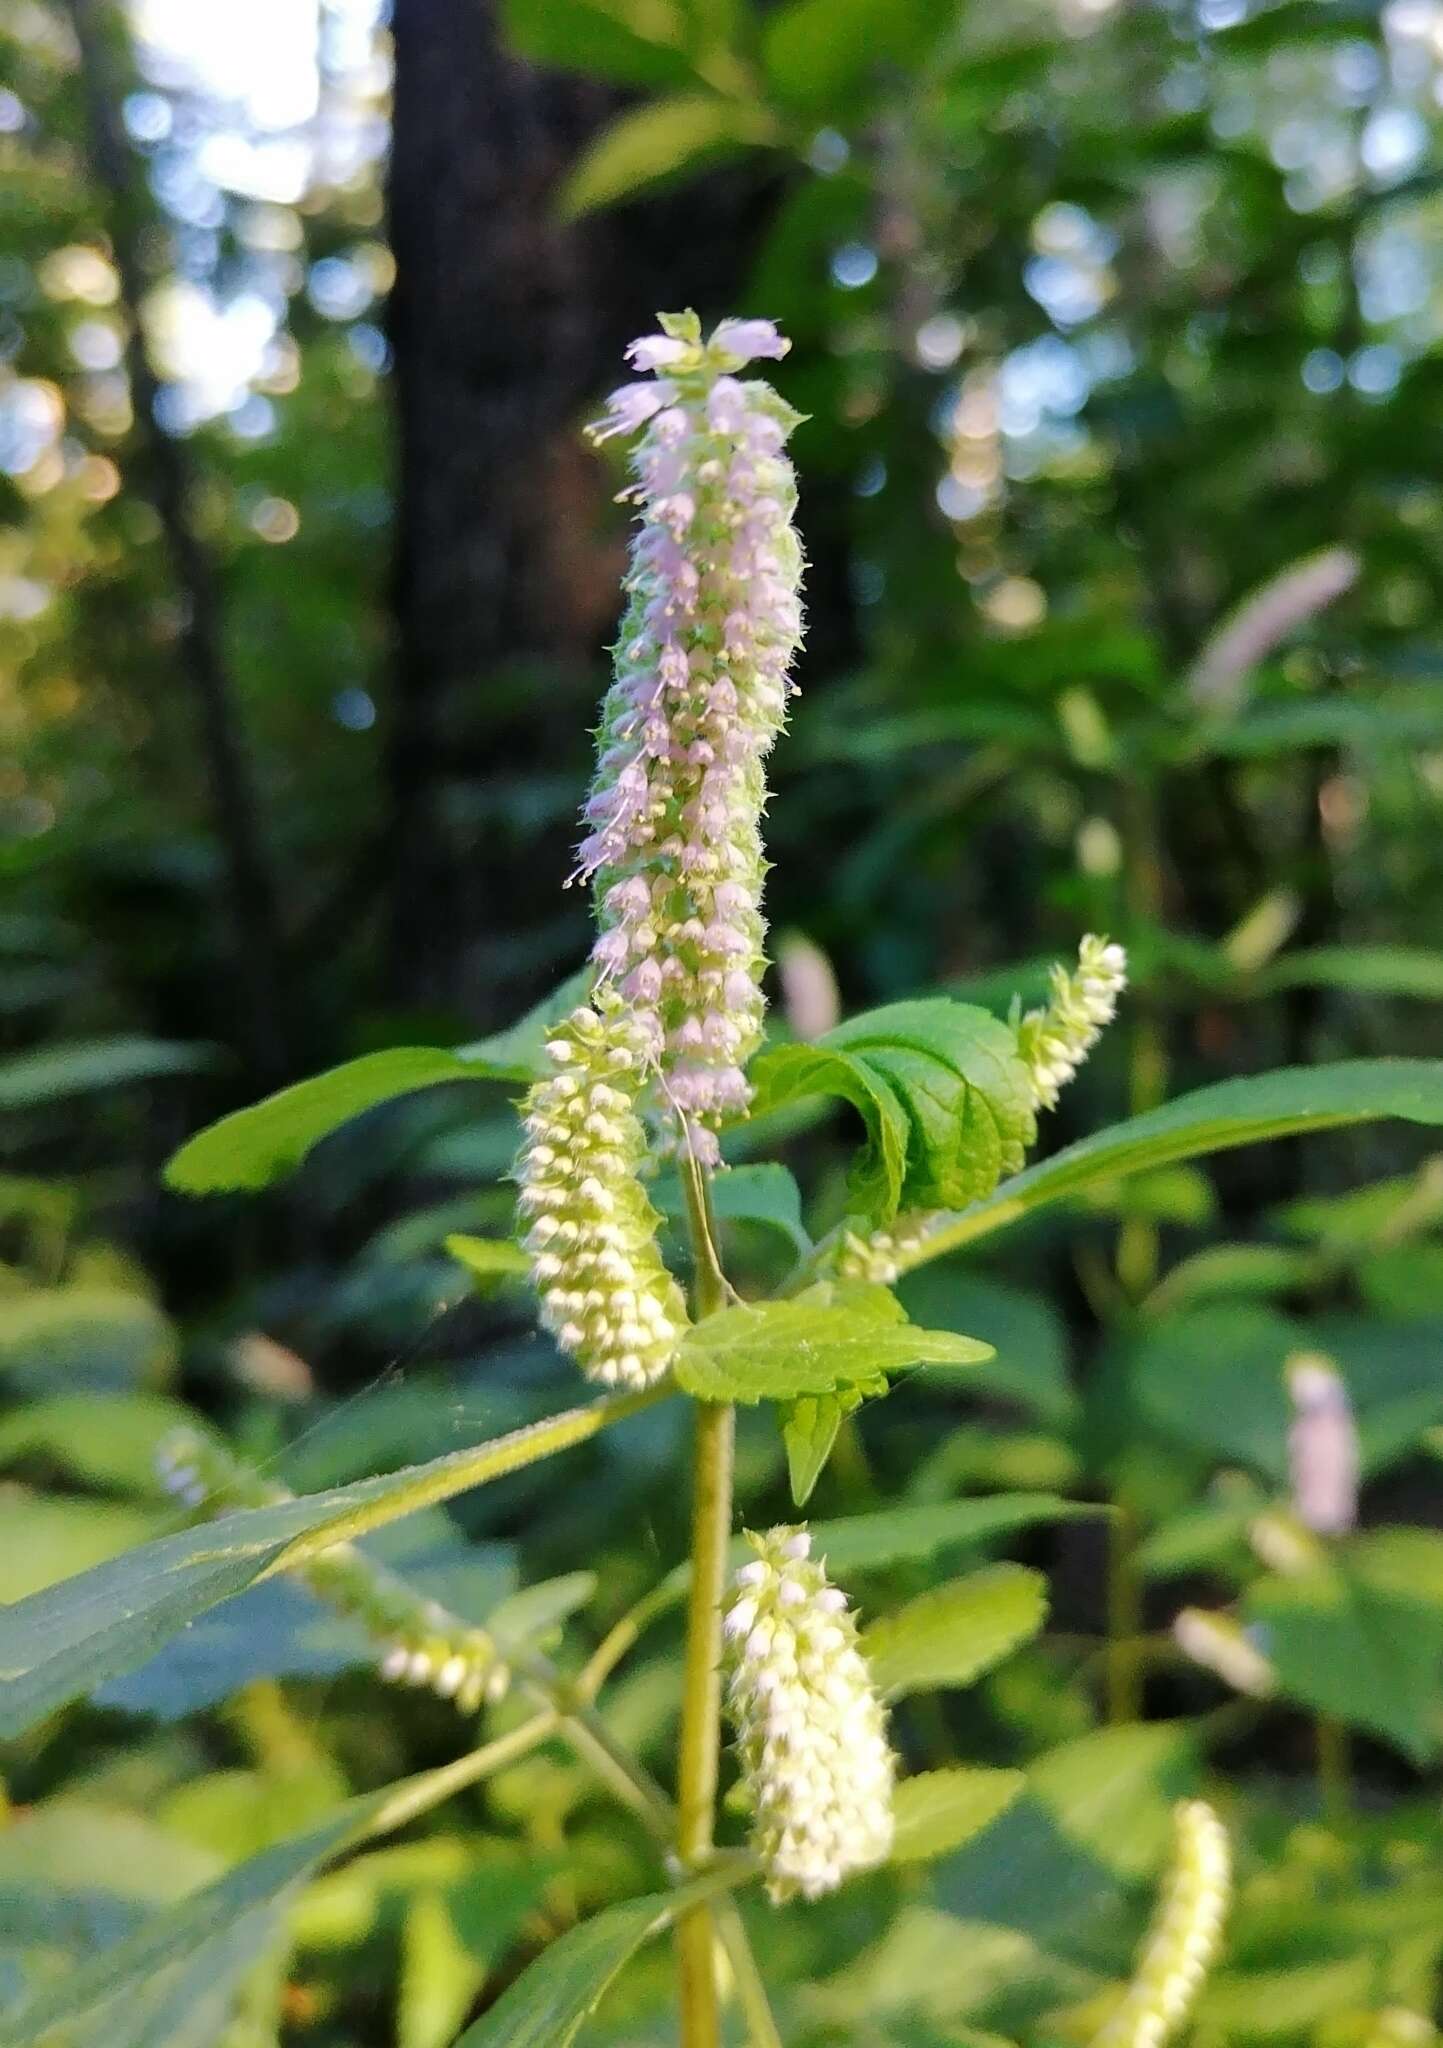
xmin=711 ymin=317 xmax=789 ymax=362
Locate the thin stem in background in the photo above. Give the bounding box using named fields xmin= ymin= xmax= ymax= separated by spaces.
xmin=676 ymin=1145 xmax=737 ymax=2048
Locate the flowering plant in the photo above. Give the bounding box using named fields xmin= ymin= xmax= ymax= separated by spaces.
xmin=12 ymin=313 xmax=1443 ymax=2048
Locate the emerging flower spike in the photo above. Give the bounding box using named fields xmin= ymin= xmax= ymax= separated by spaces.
xmin=581 ymin=311 xmax=806 ymax=1163
xmin=723 ymin=1526 xmax=895 ymax=1903
xmin=515 ymin=989 xmax=689 ymax=1389
xmin=836 ymin=1210 xmax=941 ymax=1285
xmin=1286 ymin=1351 xmax=1359 ymax=1536
xmin=154 ymin=1431 xmax=510 ymax=1710
xmin=1017 ymin=934 xmax=1128 ymax=1112
xmin=1172 ymin=1607 xmax=1276 ymax=1698
xmin=1091 ymin=1799 xmax=1231 ymax=2048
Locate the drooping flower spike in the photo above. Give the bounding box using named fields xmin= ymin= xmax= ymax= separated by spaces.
xmin=580 ymin=311 xmax=806 ymax=1164
xmin=1016 ymin=932 xmax=1128 ymax=1112
xmin=723 ymin=1526 xmax=895 ymax=1903
xmin=515 ymin=988 xmax=689 ymax=1389
xmin=1091 ymin=1799 xmax=1231 ymax=2048
xmin=155 ymin=1431 xmax=510 ymax=1711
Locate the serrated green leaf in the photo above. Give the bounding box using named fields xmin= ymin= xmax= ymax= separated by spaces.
xmin=746 ymin=1042 xmax=911 ymax=1219
xmin=673 ymin=1285 xmax=991 ymax=1403
xmin=890 ymin=1768 xmax=1026 ymax=1864
xmin=167 ymin=973 xmax=590 ymax=1197
xmin=864 ymin=1564 xmax=1048 ymax=1699
xmin=559 ymin=95 xmax=774 ymax=217
xmin=752 ymin=1000 xmax=1034 ymax=1223
xmin=0 ymin=1386 xmax=660 ymax=1739
xmin=782 ymin=1389 xmax=860 ymax=1506
xmin=919 ymin=1061 xmax=1443 ymax=1261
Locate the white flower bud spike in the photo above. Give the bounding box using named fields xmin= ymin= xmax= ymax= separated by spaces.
xmin=514 ymin=987 xmax=688 ymax=1389
xmin=724 ymin=1525 xmax=895 ymax=1904
xmin=1017 ymin=933 xmax=1128 ymax=1112
xmin=1091 ymin=1799 xmax=1231 ymax=2048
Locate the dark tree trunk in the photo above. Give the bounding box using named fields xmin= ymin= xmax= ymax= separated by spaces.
xmin=384 ymin=0 xmax=777 ymax=1024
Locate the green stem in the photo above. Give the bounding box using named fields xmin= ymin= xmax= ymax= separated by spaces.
xmin=676 ymin=1144 xmax=737 ymax=2048
xmin=1316 ymin=1714 xmax=1352 ymax=1829
xmin=1106 ymin=1500 xmax=1144 ymax=1725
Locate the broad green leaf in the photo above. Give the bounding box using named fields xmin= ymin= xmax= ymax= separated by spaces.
xmin=0 ymin=1739 xmax=552 ymax=2048
xmin=445 ymin=1233 xmax=531 ymax=1285
xmin=1201 ymin=686 xmax=1443 ymax=761
xmin=1029 ymin=1721 xmax=1196 ymax=1880
xmin=1245 ymin=1528 xmax=1443 ymax=1761
xmin=167 ymin=973 xmax=590 ymax=1196
xmin=452 ymin=1870 xmax=737 ymax=2048
xmin=751 ymin=999 xmax=1035 ymax=1223
xmin=1142 ymin=1243 xmax=1320 ymax=1315
xmin=1127 ymin=1304 xmax=1296 ymax=1479
xmin=0 ymin=1037 xmax=214 ymax=1110
xmin=913 ymin=1061 xmax=1443 ymax=1263
xmin=501 ymin=0 xmax=698 ymax=89
xmin=782 ymin=1390 xmax=858 ymax=1506
xmin=0 ymin=1391 xmax=198 ymax=1495
xmin=0 ymin=1492 xmax=166 ymax=1602
xmin=0 ymin=1290 xmax=177 ymax=1393
xmin=890 ymin=1768 xmax=1026 ymax=1864
xmin=0 ymin=1385 xmax=662 ymax=1739
xmin=452 ymin=966 xmax=595 ymax=1077
xmin=559 ymin=95 xmax=775 ymax=217
xmin=896 ymin=1270 xmax=1076 ymax=1424
xmin=762 ymin=0 xmax=939 ymax=108
xmin=814 ymin=1494 xmax=1100 ymax=1575
xmin=864 ymin=1564 xmax=1048 ymax=1699
xmin=164 ymin=1048 xmax=486 ymax=1196
xmin=673 ymin=1284 xmax=991 ymax=1403
xmin=747 ymin=1043 xmax=910 ymax=1218
xmin=1198 ymin=1959 xmax=1378 ymax=2037
xmin=638 ymin=1495 xmax=1100 ymax=1628
xmin=398 ymin=1892 xmax=483 ymax=2048
xmin=1257 ymin=946 xmax=1443 ymax=1001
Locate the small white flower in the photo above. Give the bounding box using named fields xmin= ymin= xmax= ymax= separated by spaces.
xmin=724 ymin=1526 xmax=895 ymax=1903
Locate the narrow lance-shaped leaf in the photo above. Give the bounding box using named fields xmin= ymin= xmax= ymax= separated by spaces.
xmin=0 ymin=1385 xmax=664 ymax=1740
xmin=0 ymin=1722 xmax=557 ymax=2048
xmin=165 ymin=970 xmax=592 ymax=1196
xmin=901 ymin=1061 xmax=1443 ymax=1271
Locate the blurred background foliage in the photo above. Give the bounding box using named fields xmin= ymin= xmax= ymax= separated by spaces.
xmin=6 ymin=0 xmax=1443 ymax=2042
